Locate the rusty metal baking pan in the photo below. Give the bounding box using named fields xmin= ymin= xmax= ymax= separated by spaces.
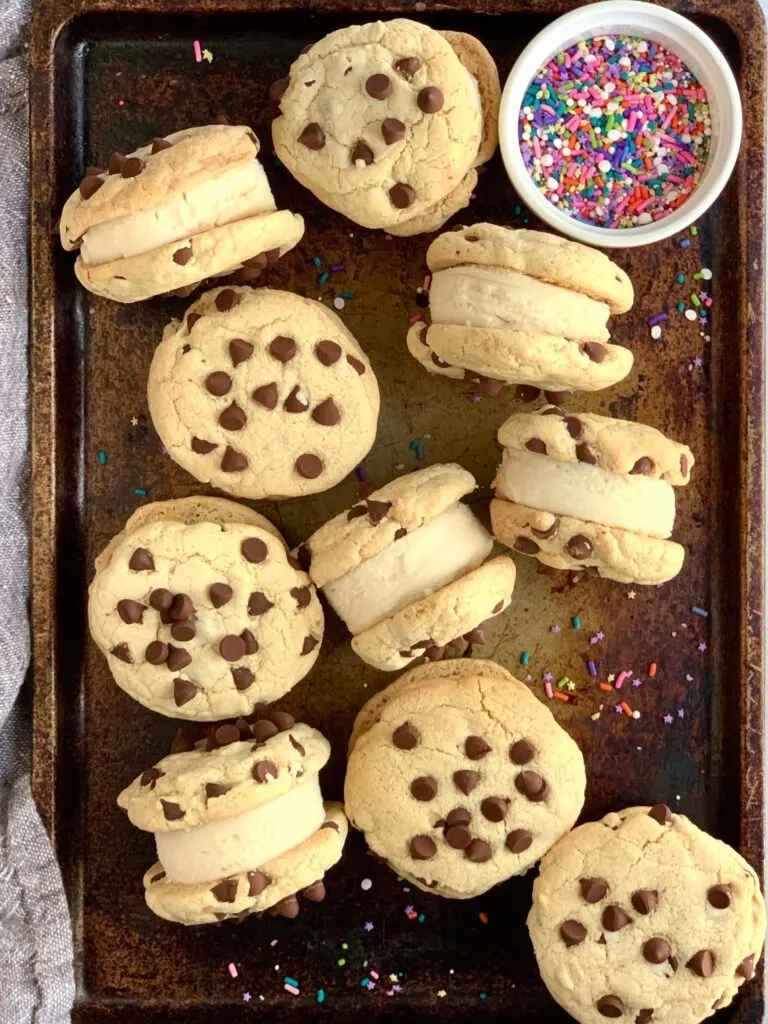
xmin=29 ymin=1 xmax=766 ymax=1020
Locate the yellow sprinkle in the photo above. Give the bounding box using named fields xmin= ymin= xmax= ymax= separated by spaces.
xmin=437 ymin=990 xmax=447 ymax=998
xmin=389 ymin=974 xmax=399 ymax=983
xmin=202 ymin=48 xmax=213 ymax=62
xmin=607 ymin=673 xmax=616 ymax=683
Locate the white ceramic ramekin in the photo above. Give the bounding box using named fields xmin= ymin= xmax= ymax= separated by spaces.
xmin=498 ymin=0 xmax=743 ymax=248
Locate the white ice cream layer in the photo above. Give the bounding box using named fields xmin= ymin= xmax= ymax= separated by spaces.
xmin=80 ymin=160 xmax=276 ymax=265
xmin=323 ymin=502 xmax=493 ymax=635
xmin=155 ymin=772 xmax=324 ymax=885
xmin=429 ymin=265 xmax=611 ymax=342
xmin=496 ymin=449 xmax=675 ymax=539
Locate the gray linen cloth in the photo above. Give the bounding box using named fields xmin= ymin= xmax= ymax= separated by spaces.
xmin=0 ymin=0 xmax=75 ymax=1020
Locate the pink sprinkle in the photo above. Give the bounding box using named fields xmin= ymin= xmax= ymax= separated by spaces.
xmin=284 ymin=984 xmax=300 ymax=996
xmin=567 ymin=115 xmax=580 ymax=132
xmin=545 ymin=681 xmax=554 ymax=700
xmin=422 ymin=274 xmax=431 ymax=292
xmin=193 ymin=39 xmax=203 ymax=63
xmin=532 ymin=136 xmax=541 ymax=159
xmin=408 ymin=314 xmax=423 ymax=325
xmin=370 ymin=971 xmax=379 ymax=980
xmin=615 ymin=670 xmax=629 ymax=690
xmin=627 ymin=110 xmax=637 ymax=133
xmin=228 ymin=963 xmax=238 ymax=979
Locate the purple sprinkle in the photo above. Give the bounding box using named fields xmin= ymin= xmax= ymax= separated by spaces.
xmin=588 ymin=660 xmax=597 ymax=677
xmin=680 ymin=239 xmax=692 ymax=249
xmin=678 ymin=708 xmax=685 ymax=718
xmin=648 ymin=313 xmax=669 ymax=327
xmin=663 ymin=713 xmax=674 ymax=725
xmin=330 ymin=263 xmax=346 ymax=272
xmin=355 ymin=466 xmax=367 ymax=481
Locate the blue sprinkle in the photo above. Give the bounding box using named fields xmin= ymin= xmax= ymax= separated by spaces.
xmin=691 ymin=606 xmax=709 ymax=618
xmin=313 ymin=256 xmax=322 ymax=267
xmin=680 ymin=238 xmax=692 ymax=249
xmin=318 ymin=271 xmax=330 ymax=285
xmin=341 ymin=291 xmax=355 ymax=299
xmin=417 ymin=913 xmax=425 ymax=923
xmin=134 ymin=487 xmax=148 ymax=497
xmin=98 ymin=450 xmax=107 ymax=465
xmin=317 ymin=989 xmax=325 ymax=1004
xmin=521 ymin=651 xmax=530 ymax=666
xmin=284 ymin=977 xmax=299 ymax=987
xmin=572 ymin=616 xmax=581 ymax=630
xmin=355 ymin=466 xmax=366 ymax=481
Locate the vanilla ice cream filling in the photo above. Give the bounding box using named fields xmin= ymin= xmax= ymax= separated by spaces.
xmin=155 ymin=773 xmax=324 ymax=885
xmin=496 ymin=449 xmax=675 ymax=539
xmin=429 ymin=265 xmax=611 ymax=342
xmin=81 ymin=160 xmax=276 ymax=265
xmin=323 ymin=502 xmax=493 ymax=635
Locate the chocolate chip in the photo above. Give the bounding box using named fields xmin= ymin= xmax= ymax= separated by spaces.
xmin=206 ymin=782 xmax=231 ymax=800
xmin=161 ymin=799 xmax=184 ymax=821
xmin=365 ymin=73 xmax=392 ymax=99
xmin=243 ymin=253 xmax=268 ymax=269
xmin=453 ymin=770 xmax=479 ymax=795
xmin=273 ymin=895 xmax=300 ymax=918
xmin=361 ymin=499 xmax=389 ymax=526
xmin=110 ymin=643 xmax=132 ymax=663
xmin=566 ymin=535 xmax=593 ymax=560
xmin=283 ymin=385 xmax=309 ymax=413
xmin=289 ymin=734 xmax=305 ymax=756
xmin=410 ymin=835 xmax=437 ymax=860
xmin=252 ymin=760 xmax=278 ymax=783
xmin=492 ymin=600 xmax=504 ymax=613
xmin=601 ymin=905 xmax=632 ymax=932
xmin=79 ymin=175 xmax=104 ymax=198
xmin=269 ymin=76 xmax=289 ymax=101
xmin=263 ymin=711 xmax=293 ymax=733
xmin=252 ymin=719 xmax=278 ymax=743
xmin=532 ymin=520 xmax=559 ymax=540
xmin=597 ymin=995 xmax=624 ymax=1018
xmin=347 ymin=355 xmax=366 ymax=375
xmin=220 ymin=634 xmax=247 ymax=661
xmin=630 ymin=456 xmax=654 ymax=475
xmin=506 ymin=829 xmax=533 ymax=853
xmin=583 ymin=342 xmax=607 ymax=363
xmin=303 ymin=880 xmax=326 ymax=902
xmin=394 ymin=56 xmax=421 ymax=80
xmin=170 ymin=727 xmax=196 ymax=753
xmin=474 ymin=376 xmax=505 ymax=397
xmin=565 ymin=416 xmax=583 ymax=439
xmin=465 ymin=736 xmax=491 ymax=760
xmin=311 ymin=397 xmax=340 ymax=425
xmin=515 ymin=771 xmax=548 ymax=802
xmin=229 ymin=339 xmax=253 ymax=367
xmin=248 ymin=591 xmax=274 ymax=616
xmin=209 ymin=583 xmax=233 ymax=609
xmin=463 ymin=627 xmax=485 ymax=645
xmin=129 ymin=547 xmax=154 ymax=571
xmin=242 ymin=538 xmax=267 ymax=563
xmin=301 ymin=634 xmax=319 ymax=655
xmin=108 ymin=152 xmax=125 ymax=174
xmin=209 ymin=877 xmax=238 ymax=903
xmin=172 ymin=246 xmax=193 ymax=266
xmin=465 ymin=838 xmax=492 ymax=862
xmin=514 ymin=536 xmax=540 ymax=555
xmin=117 ymin=599 xmax=145 ymax=624
xmin=737 ymin=954 xmax=756 ymax=980
xmin=167 ymin=646 xmax=192 ymax=672
xmin=215 ymin=724 xmax=243 ymax=747
xmin=149 ymin=588 xmax=173 ymax=612
xmin=232 ymin=667 xmax=254 ymax=690
xmin=170 ymin=594 xmax=195 ymax=621
xmin=186 ymin=312 xmax=202 ymax=333
xmin=389 ymin=183 xmax=415 ymax=208
xmin=410 ymin=776 xmax=437 ymax=801
xmin=244 ymin=871 xmax=270 ymax=900
xmin=481 ymin=797 xmax=508 ymax=822
xmin=560 ymin=920 xmax=587 ymax=946
xmin=295 ymin=545 xmax=311 ymax=572
xmin=544 ymin=390 xmax=569 ymax=405
xmin=151 ymin=137 xmax=172 ymax=153
xmin=192 ymin=437 xmax=217 ymax=454
xmin=643 ymin=937 xmax=671 ymax=963
xmin=252 ymin=382 xmax=278 ymax=408
xmin=707 ymin=884 xmax=731 ymax=909
xmin=295 ymin=454 xmax=323 ymax=479
xmin=121 ymin=156 xmax=145 ymax=178
xmin=431 ymin=352 xmax=451 ymax=369
xmin=171 ymin=620 xmax=196 ymax=642
xmin=581 ymin=878 xmax=608 ymax=903
xmin=687 ymin=950 xmax=715 ymax=977
xmin=381 ymin=118 xmax=406 ymax=144
xmin=648 ymin=803 xmax=672 ymax=825
xmin=516 ymin=385 xmax=541 ymax=403
xmin=267 ymin=335 xmax=297 ymax=363
xmin=351 ymin=140 xmax=374 ymax=165
xmin=221 ymin=447 xmax=248 ymax=472
xmin=140 ymin=767 xmax=164 ymax=788
xmin=85 ymin=165 xmax=105 ymax=177
xmin=290 ymin=586 xmax=312 ymax=610
xmin=315 ymin=340 xmax=342 ymax=366
xmin=393 ymin=723 xmax=419 ymax=749
xmin=525 ymin=437 xmax=547 ymax=454
xmin=205 ymin=371 xmax=231 ymax=396
xmin=576 ymin=443 xmax=596 ymax=464
xmin=417 ymin=86 xmax=444 ymax=113
xmin=394 ymin=527 xmax=407 ymax=540
xmin=680 ymin=454 xmax=689 ymax=477
xmin=631 ymin=889 xmax=658 ymax=915
xmin=636 ymin=1011 xmax=654 ymax=1024
xmin=298 ymin=122 xmax=325 ymax=149
xmin=215 ymin=288 xmax=239 ymax=313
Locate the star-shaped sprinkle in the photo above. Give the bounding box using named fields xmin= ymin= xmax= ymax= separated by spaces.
xmin=390 ymin=974 xmax=399 ymax=983
xmin=663 ymin=714 xmax=674 ymax=724
xmin=202 ymin=48 xmax=213 ymax=62
xmin=130 ymin=416 xmax=139 ymax=426
xmin=678 ymin=708 xmax=685 ymax=719
xmin=615 ymin=705 xmax=623 ymax=714
xmin=543 ymin=671 xmax=553 ymax=683
xmin=364 ymin=922 xmax=374 ymax=932
xmin=698 ymin=642 xmax=708 ymax=652
xmin=243 ymin=993 xmax=252 ymax=1003
xmin=632 ymin=678 xmax=642 ymax=687
xmin=607 ymin=673 xmax=616 ymax=683
xmin=693 ymin=356 xmax=703 ymax=367
xmin=551 ymin=624 xmax=561 ymax=634
xmin=566 ymin=681 xmax=576 ymax=693
xmin=437 ymin=991 xmax=447 ymax=998
xmin=627 ymin=590 xmax=636 ymax=600
xmin=404 ymin=905 xmax=414 ymax=916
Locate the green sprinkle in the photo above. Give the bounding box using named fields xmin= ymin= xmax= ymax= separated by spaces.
xmin=691 ymin=294 xmax=701 ymax=307
xmin=693 ymin=271 xmax=703 ymax=280
xmin=520 ymin=651 xmax=530 ymax=666
xmin=98 ymin=450 xmax=107 ymax=465
xmin=480 ymin=993 xmax=487 ymax=1001
xmin=317 ymin=990 xmax=325 ymax=1004
xmin=313 ymin=256 xmax=322 ymax=267
xmin=134 ymin=487 xmax=147 ymax=497
xmin=337 ymin=958 xmax=346 ymax=967
xmin=557 ymin=676 xmax=570 ymax=690
xmin=676 ymin=274 xmax=685 ymax=284
xmin=341 ymin=943 xmax=348 ymax=950
xmin=341 ymin=291 xmax=355 ymax=299
xmin=690 ymin=225 xmax=698 ymax=236
xmin=514 ymin=204 xmax=522 ymax=215
xmin=318 ymin=271 xmax=330 ymax=285
xmin=571 ymin=616 xmax=581 ymax=630
xmin=677 ymin=302 xmax=686 ymax=312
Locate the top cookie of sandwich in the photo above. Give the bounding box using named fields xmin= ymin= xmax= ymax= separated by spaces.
xmin=498 ymin=408 xmax=694 ymax=484
xmin=301 ymin=463 xmax=477 ymax=589
xmin=272 ymin=19 xmax=499 ymax=234
xmin=427 ymin=224 xmax=634 ymax=314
